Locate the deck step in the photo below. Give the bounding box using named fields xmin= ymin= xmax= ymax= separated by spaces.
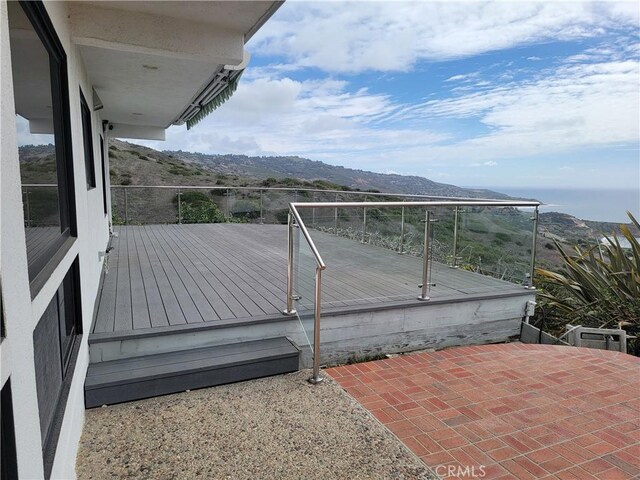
xmin=84 ymin=337 xmax=299 ymax=408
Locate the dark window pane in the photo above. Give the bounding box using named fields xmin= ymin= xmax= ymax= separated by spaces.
xmin=33 ymin=293 xmax=63 ymax=445
xmin=1 ymin=380 xmax=19 ymax=480
xmin=100 ymin=137 xmax=108 ymax=215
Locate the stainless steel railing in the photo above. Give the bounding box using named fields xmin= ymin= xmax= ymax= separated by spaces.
xmin=285 ymin=199 xmax=541 ymax=383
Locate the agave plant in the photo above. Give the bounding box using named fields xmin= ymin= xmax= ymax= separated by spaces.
xmin=536 ymin=211 xmax=640 ymax=355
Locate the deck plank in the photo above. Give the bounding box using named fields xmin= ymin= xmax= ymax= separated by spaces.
xmin=165 ymin=226 xmax=264 ymax=317
xmin=144 ymin=226 xmax=203 ymax=324
xmin=148 ymin=225 xmax=220 ymax=322
xmin=159 ymin=226 xmax=234 ymax=320
xmin=129 ymin=225 xmax=152 ymax=330
xmin=137 ymin=226 xmax=188 ymax=326
xmin=132 ymin=227 xmax=169 ymax=328
xmin=174 ymin=226 xmax=274 ymax=316
xmin=113 ymin=227 xmax=133 ymax=332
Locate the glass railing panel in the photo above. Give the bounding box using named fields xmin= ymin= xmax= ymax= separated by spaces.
xmin=206 ymin=187 xmax=228 ymax=219
xmin=308 ymin=191 xmax=341 ymax=234
xmin=262 ymin=189 xmax=296 ymax=225
xmin=226 ymin=188 xmax=260 ymax=223
xmin=301 ymin=204 xmax=426 ymax=307
xmin=112 ymin=187 xmax=177 ymax=225
xmin=456 ymin=205 xmax=534 ymax=287
xmin=292 ymin=223 xmax=316 ymax=358
xmin=429 ymin=205 xmax=456 ymax=266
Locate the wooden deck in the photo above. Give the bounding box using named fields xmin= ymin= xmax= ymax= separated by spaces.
xmin=92 ymin=224 xmax=527 ymax=335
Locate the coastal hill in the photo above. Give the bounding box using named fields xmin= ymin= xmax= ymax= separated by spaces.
xmin=166 ymin=146 xmax=511 ymax=199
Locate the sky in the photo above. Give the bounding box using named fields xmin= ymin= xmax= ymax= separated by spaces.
xmin=145 ymin=0 xmax=640 ymax=191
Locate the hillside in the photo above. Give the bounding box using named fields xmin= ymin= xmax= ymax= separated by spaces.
xmin=164 ymin=147 xmax=511 ymax=199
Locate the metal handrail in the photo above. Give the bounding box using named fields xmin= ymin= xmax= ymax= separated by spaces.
xmin=287 ymin=199 xmax=541 ymax=384
xmin=290 ymin=200 xmax=540 ymax=209
xmin=25 ymin=183 xmax=531 ymax=204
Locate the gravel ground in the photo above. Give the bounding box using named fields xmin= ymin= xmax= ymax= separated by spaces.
xmin=77 ymin=370 xmax=435 ymax=480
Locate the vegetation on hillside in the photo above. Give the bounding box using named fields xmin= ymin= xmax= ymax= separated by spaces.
xmin=535 ymin=212 xmax=640 ymax=355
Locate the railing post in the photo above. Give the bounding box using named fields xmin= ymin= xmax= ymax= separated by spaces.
xmin=225 ymin=189 xmax=230 ymax=221
xmin=259 ymin=189 xmax=264 ymax=224
xmin=124 ymin=188 xmax=129 ymax=225
xmin=24 ymin=186 xmax=31 ymax=227
xmin=418 ymin=210 xmax=432 ymax=301
xmin=528 ymin=206 xmax=539 ymax=289
xmin=333 ymin=193 xmax=338 ymax=235
xmin=309 ymin=266 xmax=324 ymax=384
xmin=361 ymin=196 xmax=368 ymax=244
xmin=451 ymin=206 xmax=459 ymax=268
xmin=283 ymin=211 xmax=297 ymax=315
xmin=398 ymin=203 xmax=405 ymax=254
xmin=177 ymin=188 xmax=182 ymax=224
xmin=312 ymin=192 xmax=316 ymax=227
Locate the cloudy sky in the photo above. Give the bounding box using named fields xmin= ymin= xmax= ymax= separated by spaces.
xmin=147 ymin=1 xmax=639 ymax=190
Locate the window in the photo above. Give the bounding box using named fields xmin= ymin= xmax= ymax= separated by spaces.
xmin=32 ymin=259 xmax=81 ymax=478
xmin=80 ymin=89 xmax=96 ymax=189
xmin=100 ymin=136 xmax=108 ymax=215
xmin=1 ymin=380 xmax=18 ymax=480
xmin=9 ymin=1 xmax=77 ymax=295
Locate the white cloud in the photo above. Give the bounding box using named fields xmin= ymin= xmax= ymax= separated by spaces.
xmin=141 ymin=76 xmax=448 ymax=168
xmin=250 ymin=1 xmax=639 ymax=73
xmin=396 ymin=56 xmax=640 ymax=160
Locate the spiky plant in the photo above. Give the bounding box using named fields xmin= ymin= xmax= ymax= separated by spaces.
xmin=535 ymin=212 xmax=640 ymax=355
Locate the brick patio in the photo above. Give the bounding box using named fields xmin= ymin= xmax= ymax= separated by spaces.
xmin=327 ymin=343 xmax=640 ymax=479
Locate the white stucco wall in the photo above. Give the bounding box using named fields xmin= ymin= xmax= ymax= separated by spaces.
xmin=1 ymin=1 xmax=111 ymax=478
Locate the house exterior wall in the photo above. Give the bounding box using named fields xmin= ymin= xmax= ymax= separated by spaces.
xmin=0 ymin=1 xmax=111 ymax=477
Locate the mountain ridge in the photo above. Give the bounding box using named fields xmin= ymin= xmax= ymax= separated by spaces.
xmin=162 ymin=147 xmax=513 ymax=200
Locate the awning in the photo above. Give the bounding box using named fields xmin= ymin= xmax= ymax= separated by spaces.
xmin=174 ymin=49 xmax=250 ymax=130
xmin=185 ymin=68 xmax=244 ymax=130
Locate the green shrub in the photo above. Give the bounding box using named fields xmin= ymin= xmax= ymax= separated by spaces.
xmin=178 ymin=191 xmax=223 ymax=224
xmin=536 ymin=212 xmax=640 ymax=355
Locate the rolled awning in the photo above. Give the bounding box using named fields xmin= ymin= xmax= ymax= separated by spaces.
xmin=175 ymin=50 xmax=250 ymax=130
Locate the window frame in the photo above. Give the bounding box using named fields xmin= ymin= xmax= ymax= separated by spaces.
xmin=80 ymin=88 xmax=96 ymax=189
xmin=16 ymin=1 xmax=78 ymax=297
xmin=100 ymin=136 xmax=108 ymax=215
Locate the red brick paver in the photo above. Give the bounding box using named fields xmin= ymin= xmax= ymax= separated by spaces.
xmin=328 ymin=343 xmax=640 ymax=479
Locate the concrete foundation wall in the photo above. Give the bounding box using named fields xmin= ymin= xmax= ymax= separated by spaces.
xmin=89 ymin=292 xmax=535 ymax=369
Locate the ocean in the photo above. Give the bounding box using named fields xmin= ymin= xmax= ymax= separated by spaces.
xmin=486 ymin=187 xmax=640 ymax=224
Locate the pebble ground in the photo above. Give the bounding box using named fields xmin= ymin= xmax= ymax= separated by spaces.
xmin=77 ymin=370 xmax=435 ymax=480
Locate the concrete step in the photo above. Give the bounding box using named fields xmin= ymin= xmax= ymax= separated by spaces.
xmin=84 ymin=337 xmax=300 ymax=408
